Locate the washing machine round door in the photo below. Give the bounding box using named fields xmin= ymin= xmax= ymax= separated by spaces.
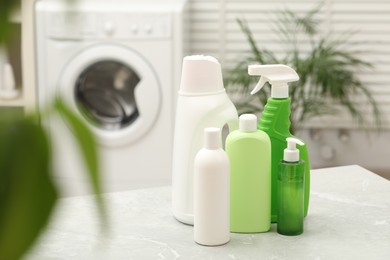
xmin=58 ymin=45 xmax=161 ymax=147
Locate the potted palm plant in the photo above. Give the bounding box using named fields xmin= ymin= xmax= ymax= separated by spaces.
xmin=224 ymin=6 xmax=381 ymax=133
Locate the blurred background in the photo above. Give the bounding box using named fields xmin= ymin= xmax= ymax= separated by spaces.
xmin=1 ymin=0 xmax=389 ymax=186
xmin=186 ymin=0 xmax=390 ymax=179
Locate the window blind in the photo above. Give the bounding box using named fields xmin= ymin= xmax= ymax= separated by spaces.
xmin=188 ymin=0 xmax=390 ymax=129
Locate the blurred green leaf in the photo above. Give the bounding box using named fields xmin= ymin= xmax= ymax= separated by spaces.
xmin=53 ymin=98 xmax=108 ymax=231
xmin=1 ymin=1 xmax=107 ymax=259
xmin=0 ymin=0 xmax=19 ymax=43
xmin=0 ymin=118 xmax=57 ymax=260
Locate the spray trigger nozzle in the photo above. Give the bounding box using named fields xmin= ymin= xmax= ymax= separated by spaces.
xmin=248 ymin=64 xmax=299 ymax=98
xmin=250 ymin=76 xmax=268 ymax=95
xmin=284 ymin=137 xmax=305 ymax=162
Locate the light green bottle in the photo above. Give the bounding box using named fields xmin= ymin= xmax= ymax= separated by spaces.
xmin=248 ymin=64 xmax=310 ymax=223
xmin=226 ymin=114 xmax=271 ymax=233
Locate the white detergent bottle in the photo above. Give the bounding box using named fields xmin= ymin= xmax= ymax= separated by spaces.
xmin=172 ymin=55 xmax=238 ymax=225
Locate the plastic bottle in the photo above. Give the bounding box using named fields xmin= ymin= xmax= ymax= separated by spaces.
xmin=0 ymin=46 xmax=4 ymax=89
xmin=226 ymin=114 xmax=271 ymax=233
xmin=172 ymin=55 xmax=238 ymax=225
xmin=0 ymin=63 xmax=19 ymax=99
xmin=248 ymin=64 xmax=310 ymax=223
xmin=0 ymin=46 xmax=19 ymax=100
xmin=194 ymin=127 xmax=230 ymax=246
xmin=277 ymin=137 xmax=305 ymax=236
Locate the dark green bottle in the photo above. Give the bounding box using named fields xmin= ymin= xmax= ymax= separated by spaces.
xmin=277 ymin=138 xmax=305 ymax=236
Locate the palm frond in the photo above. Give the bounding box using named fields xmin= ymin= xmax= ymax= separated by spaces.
xmin=236 ymin=19 xmax=265 ymax=64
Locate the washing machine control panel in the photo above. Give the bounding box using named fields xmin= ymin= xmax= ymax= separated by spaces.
xmin=47 ymin=12 xmax=172 ymax=40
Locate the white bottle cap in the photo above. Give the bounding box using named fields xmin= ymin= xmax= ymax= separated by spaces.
xmin=203 ymin=127 xmax=222 ymax=149
xmin=179 ymin=55 xmax=224 ymax=95
xmin=239 ymin=114 xmax=257 ymax=132
xmin=284 ymin=137 xmax=305 ymax=162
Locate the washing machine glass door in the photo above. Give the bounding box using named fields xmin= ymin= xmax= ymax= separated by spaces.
xmin=75 ymin=60 xmax=140 ymax=130
xmin=59 ymin=45 xmax=161 ymax=147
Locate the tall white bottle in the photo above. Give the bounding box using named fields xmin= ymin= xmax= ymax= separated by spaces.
xmin=194 ymin=127 xmax=230 ymax=246
xmin=172 ymin=55 xmax=238 ymax=225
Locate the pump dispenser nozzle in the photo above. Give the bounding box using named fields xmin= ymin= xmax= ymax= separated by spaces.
xmin=284 ymin=137 xmax=305 ymax=162
xmin=248 ymin=64 xmax=299 ymax=98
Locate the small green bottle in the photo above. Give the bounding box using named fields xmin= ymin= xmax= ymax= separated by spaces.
xmin=277 ymin=137 xmax=305 ymax=236
xmin=226 ymin=114 xmax=271 ymax=233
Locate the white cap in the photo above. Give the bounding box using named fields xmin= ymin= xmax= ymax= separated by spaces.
xmin=0 ymin=63 xmax=19 ymax=99
xmin=248 ymin=64 xmax=299 ymax=98
xmin=284 ymin=137 xmax=305 ymax=162
xmin=203 ymin=127 xmax=222 ymax=149
xmin=239 ymin=114 xmax=257 ymax=132
xmin=179 ymin=55 xmax=224 ymax=95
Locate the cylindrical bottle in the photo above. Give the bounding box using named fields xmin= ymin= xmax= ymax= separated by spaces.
xmin=0 ymin=47 xmax=19 ymax=99
xmin=0 ymin=46 xmax=5 ymax=89
xmin=194 ymin=127 xmax=230 ymax=246
xmin=226 ymin=114 xmax=271 ymax=233
xmin=277 ymin=138 xmax=305 ymax=236
xmin=172 ymin=55 xmax=238 ymax=225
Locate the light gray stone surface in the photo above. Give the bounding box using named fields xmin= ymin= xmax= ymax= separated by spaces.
xmin=26 ymin=165 xmax=390 ymax=259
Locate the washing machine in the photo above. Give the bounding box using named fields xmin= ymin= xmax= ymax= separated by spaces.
xmin=35 ymin=0 xmax=188 ymax=195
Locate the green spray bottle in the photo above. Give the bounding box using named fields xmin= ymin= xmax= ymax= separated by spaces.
xmin=248 ymin=64 xmax=310 ymax=223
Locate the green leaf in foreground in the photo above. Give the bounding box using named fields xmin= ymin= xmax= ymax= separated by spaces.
xmin=0 ymin=118 xmax=57 ymax=260
xmin=53 ymin=98 xmax=108 ymax=231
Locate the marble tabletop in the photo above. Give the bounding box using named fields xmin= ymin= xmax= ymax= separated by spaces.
xmin=26 ymin=165 xmax=390 ymax=260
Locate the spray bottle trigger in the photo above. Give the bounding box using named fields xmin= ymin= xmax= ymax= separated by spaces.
xmin=250 ymin=76 xmax=268 ymax=95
